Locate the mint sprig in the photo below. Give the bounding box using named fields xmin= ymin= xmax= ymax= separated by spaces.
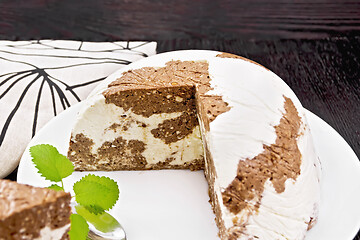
xmin=74 ymin=174 xmax=119 ymax=214
xmin=48 ymin=184 xmax=64 ymax=191
xmin=68 ymin=214 xmax=89 ymax=240
xmin=30 ymin=144 xmax=74 ymax=190
xmin=30 ymin=144 xmax=120 ymax=240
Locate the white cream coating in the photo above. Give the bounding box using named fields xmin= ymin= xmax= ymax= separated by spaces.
xmin=71 ymin=94 xmax=203 ymax=166
xmin=237 ymin=124 xmax=320 ymax=239
xmin=216 ymin=125 xmax=320 ymax=239
xmin=33 ymin=223 xmax=70 ymax=240
xmin=71 ymin=50 xmax=321 ymax=239
xmin=203 ymin=56 xmax=320 ymax=239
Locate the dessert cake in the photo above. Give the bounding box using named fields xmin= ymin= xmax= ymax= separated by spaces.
xmin=68 ymin=50 xmax=321 ymax=239
xmin=0 ymin=180 xmax=71 ymax=240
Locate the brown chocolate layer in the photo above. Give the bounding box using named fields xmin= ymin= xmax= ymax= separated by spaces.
xmin=68 ymin=60 xmax=230 ymax=171
xmin=107 ymin=117 xmax=147 ymax=132
xmin=104 ymin=85 xmax=197 ymax=118
xmin=69 ymin=60 xmax=231 ymax=171
xmin=69 ymin=133 xmax=204 ymax=171
xmin=216 ymin=52 xmax=269 ymax=71
xmin=222 ymin=97 xmax=302 ymax=215
xmin=68 ymin=133 xmax=147 ymax=171
xmin=0 ymin=180 xmax=71 ymax=240
xmin=107 ymin=61 xmax=211 ymax=91
xmin=199 ymin=94 xmax=231 ymax=123
xmin=68 ymin=133 xmax=96 ymax=167
xmin=155 ymin=158 xmax=204 ymax=171
xmin=99 ymin=137 xmax=147 ymax=168
xmin=61 ymin=230 xmax=70 ymax=240
xmin=104 ymin=60 xmax=230 ymax=124
xmin=203 ymin=139 xmax=229 ymax=239
xmin=216 ymin=52 xmax=244 ymax=59
xmin=151 ymin=111 xmax=198 ymax=144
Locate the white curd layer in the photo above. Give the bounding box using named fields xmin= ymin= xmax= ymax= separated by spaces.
xmin=33 ymin=223 xmax=70 ymax=240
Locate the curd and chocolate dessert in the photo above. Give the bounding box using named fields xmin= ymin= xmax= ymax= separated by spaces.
xmin=0 ymin=180 xmax=71 ymax=240
xmin=68 ymin=50 xmax=321 ymax=240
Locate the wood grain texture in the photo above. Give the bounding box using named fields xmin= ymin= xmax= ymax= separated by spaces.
xmin=0 ymin=0 xmax=360 ymax=40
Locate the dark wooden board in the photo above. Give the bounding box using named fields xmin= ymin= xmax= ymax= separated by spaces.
xmin=1 ymin=0 xmax=360 ymax=41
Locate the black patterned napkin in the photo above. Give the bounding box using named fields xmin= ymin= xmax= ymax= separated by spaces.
xmin=0 ymin=40 xmax=157 ymax=178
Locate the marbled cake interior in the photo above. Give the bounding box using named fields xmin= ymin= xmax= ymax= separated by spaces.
xmin=68 ymin=60 xmax=229 ymax=171
xmin=68 ymin=91 xmax=204 ymax=171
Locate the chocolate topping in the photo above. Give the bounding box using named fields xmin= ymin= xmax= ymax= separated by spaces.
xmin=222 ymin=97 xmax=302 ymax=215
xmin=0 ymin=180 xmax=71 ymax=239
xmin=216 ymin=52 xmax=269 ymax=71
xmin=104 ymin=85 xmax=196 ymax=118
xmin=199 ymin=95 xmax=231 ymax=122
xmin=103 ymin=60 xmax=230 ymax=123
xmin=216 ymin=53 xmax=244 ymax=59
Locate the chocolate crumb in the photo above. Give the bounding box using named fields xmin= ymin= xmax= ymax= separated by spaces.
xmin=151 ymin=110 xmax=198 ymax=144
xmin=216 ymin=52 xmax=269 ymax=71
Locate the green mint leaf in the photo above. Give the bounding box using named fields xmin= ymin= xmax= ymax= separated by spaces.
xmin=73 ymin=174 xmax=119 ymax=213
xmin=48 ymin=184 xmax=64 ymax=191
xmin=68 ymin=214 xmax=89 ymax=240
xmin=30 ymin=144 xmax=74 ymax=182
xmin=85 ymin=205 xmax=105 ymax=215
xmin=76 ymin=205 xmax=120 ymax=233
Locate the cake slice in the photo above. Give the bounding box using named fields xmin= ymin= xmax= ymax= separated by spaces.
xmin=67 ymin=50 xmax=321 ymax=239
xmin=0 ymin=180 xmax=71 ymax=240
xmin=68 ymin=61 xmax=209 ymax=171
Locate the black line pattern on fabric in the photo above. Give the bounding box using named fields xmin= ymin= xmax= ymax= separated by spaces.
xmin=2 ymin=40 xmax=151 ymax=57
xmin=0 ymin=49 xmax=134 ymax=63
xmin=0 ymin=67 xmax=81 ymax=145
xmin=44 ymin=61 xmax=131 ymax=70
xmin=0 ymin=72 xmax=34 ymax=98
xmin=78 ymin=41 xmax=83 ymax=51
xmin=0 ymin=56 xmax=38 ymax=68
xmin=0 ymin=41 xmax=153 ymax=146
xmin=0 ymin=76 xmax=40 ymax=145
xmin=112 ymin=42 xmax=149 ymax=57
xmin=33 ymin=79 xmax=45 ymax=137
xmin=66 ymin=77 xmax=106 ymax=91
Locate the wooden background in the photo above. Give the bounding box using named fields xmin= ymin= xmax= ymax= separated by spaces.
xmin=1 ymin=0 xmax=359 ymax=239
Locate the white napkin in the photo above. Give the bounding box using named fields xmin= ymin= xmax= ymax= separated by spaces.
xmin=0 ymin=40 xmax=157 ymax=178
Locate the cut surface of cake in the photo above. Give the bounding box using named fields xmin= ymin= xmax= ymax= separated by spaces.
xmin=68 ymin=50 xmax=321 ymax=239
xmin=0 ymin=180 xmax=71 ymax=240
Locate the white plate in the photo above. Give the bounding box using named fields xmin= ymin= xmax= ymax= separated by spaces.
xmin=17 ymin=101 xmax=360 ymax=240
